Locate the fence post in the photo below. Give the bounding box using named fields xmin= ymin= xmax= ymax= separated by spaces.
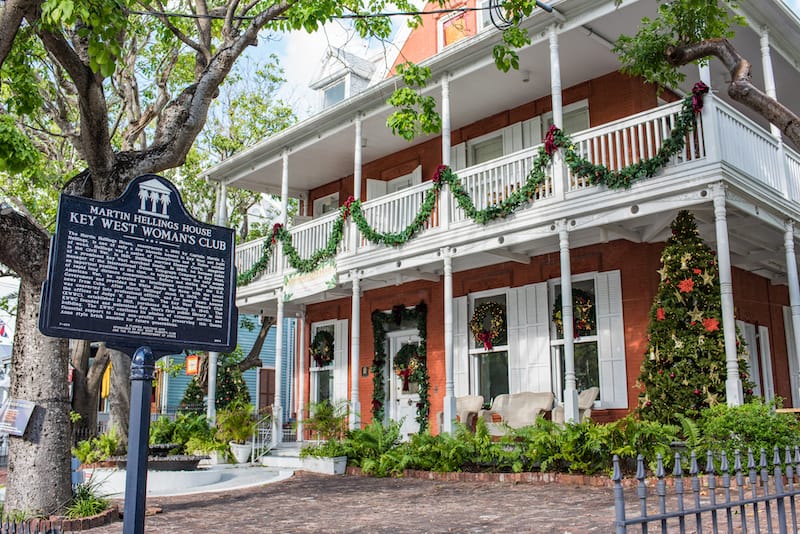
xmin=612 ymin=455 xmax=627 ymax=534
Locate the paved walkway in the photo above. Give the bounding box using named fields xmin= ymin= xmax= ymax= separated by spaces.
xmin=89 ymin=471 xmax=617 ymax=533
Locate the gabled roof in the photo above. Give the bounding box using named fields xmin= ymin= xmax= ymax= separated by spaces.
xmin=309 ymin=46 xmax=378 ymax=90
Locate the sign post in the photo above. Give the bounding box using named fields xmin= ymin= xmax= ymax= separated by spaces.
xmin=39 ymin=174 xmax=237 ymax=534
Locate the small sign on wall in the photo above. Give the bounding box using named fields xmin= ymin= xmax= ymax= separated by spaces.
xmin=0 ymin=398 xmax=35 ymax=436
xmin=185 ymin=354 xmax=200 ymax=376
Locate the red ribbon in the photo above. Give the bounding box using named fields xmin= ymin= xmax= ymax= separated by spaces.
xmin=398 ymin=368 xmax=413 ymax=390
xmin=342 ymin=195 xmax=356 ymax=218
xmin=692 ymin=81 xmax=709 ymax=113
xmin=432 ymin=164 xmax=448 ymax=184
xmin=477 ymin=331 xmax=493 ymax=351
xmin=544 ymin=124 xmax=559 ymax=156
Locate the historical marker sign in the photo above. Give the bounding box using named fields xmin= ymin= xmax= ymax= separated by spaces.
xmin=39 ymin=174 xmax=238 ymax=354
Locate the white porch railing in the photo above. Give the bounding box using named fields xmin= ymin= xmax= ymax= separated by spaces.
xmin=235 ymin=94 xmax=800 ymax=280
xmin=358 ymin=180 xmax=439 ymax=250
xmin=568 ymin=100 xmax=705 ymax=191
xmin=450 ymin=148 xmax=552 ymax=224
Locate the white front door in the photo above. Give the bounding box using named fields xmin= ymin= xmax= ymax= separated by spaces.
xmin=388 ymin=331 xmax=420 ymax=440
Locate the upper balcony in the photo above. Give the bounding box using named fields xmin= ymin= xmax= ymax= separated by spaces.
xmin=234 ymin=94 xmax=800 ymax=310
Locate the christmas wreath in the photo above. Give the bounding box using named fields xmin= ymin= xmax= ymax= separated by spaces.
xmin=310 ymin=330 xmax=335 ymax=367
xmin=394 ymin=343 xmax=421 ymax=391
xmin=469 ymin=302 xmax=507 ymax=350
xmin=553 ymin=288 xmax=596 ymax=338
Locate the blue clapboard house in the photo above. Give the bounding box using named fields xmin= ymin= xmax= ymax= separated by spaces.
xmin=157 ymin=315 xmax=296 ymax=425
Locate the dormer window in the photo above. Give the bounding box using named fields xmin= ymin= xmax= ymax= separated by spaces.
xmin=437 ymin=9 xmax=474 ymax=51
xmin=323 ymin=80 xmax=346 ymax=108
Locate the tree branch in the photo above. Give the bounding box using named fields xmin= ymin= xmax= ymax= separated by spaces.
xmin=237 ymin=316 xmax=274 ymax=373
xmin=0 ymin=0 xmax=39 ymax=70
xmin=0 ymin=209 xmax=50 ymax=283
xmin=666 ymin=38 xmax=800 ymax=147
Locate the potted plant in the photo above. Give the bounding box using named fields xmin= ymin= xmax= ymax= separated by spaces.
xmin=216 ymin=400 xmax=257 ymax=463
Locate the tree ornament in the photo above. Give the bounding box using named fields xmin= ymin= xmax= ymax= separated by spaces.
xmin=678 ymin=279 xmax=694 ymax=293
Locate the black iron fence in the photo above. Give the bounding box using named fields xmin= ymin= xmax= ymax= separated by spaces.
xmin=613 ymin=447 xmax=800 ymax=533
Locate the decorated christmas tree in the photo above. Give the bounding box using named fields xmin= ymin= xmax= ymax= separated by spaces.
xmin=639 ymin=210 xmax=753 ymax=423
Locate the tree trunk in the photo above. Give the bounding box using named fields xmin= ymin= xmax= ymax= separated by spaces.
xmin=237 ymin=316 xmax=274 ymax=373
xmin=5 ymin=279 xmax=71 ymax=516
xmin=70 ymin=340 xmax=110 ymax=438
xmin=107 ymin=348 xmax=131 ymax=447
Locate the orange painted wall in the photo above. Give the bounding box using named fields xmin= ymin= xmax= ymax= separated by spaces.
xmin=301 ymin=239 xmax=794 ymax=432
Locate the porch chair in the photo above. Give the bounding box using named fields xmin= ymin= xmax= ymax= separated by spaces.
xmin=437 ymin=395 xmax=484 ymax=431
xmin=478 ymin=391 xmax=555 ymax=436
xmin=551 ymin=386 xmax=600 ymax=425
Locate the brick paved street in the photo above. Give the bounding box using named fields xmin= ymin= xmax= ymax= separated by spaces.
xmin=88 ymin=471 xmax=616 ymax=533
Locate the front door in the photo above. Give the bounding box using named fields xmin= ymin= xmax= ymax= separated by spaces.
xmin=388 ymin=331 xmax=421 ymax=440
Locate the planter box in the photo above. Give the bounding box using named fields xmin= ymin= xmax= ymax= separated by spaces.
xmin=302 ymin=456 xmax=347 ymax=475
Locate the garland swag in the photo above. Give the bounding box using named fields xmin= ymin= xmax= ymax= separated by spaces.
xmin=237 ymin=84 xmax=708 ymax=286
xmin=371 ymin=302 xmax=429 ymax=431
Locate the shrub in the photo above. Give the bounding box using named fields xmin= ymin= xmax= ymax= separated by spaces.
xmin=72 ymin=427 xmax=123 ymax=464
xmin=216 ymin=399 xmax=257 ymax=444
xmin=698 ymin=399 xmax=800 ymax=463
xmin=304 ymin=400 xmax=349 ymax=441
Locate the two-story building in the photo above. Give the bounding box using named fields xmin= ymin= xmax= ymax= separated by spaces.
xmin=205 ymin=0 xmax=800 ymax=440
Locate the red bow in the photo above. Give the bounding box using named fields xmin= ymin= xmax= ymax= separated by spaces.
xmin=477 ymin=331 xmax=493 ymax=351
xmin=691 ymin=81 xmax=709 ymax=113
xmin=544 ymin=124 xmax=560 ymax=156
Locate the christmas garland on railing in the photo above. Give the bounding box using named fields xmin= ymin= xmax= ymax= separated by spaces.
xmin=371 ymin=302 xmax=429 ymax=431
xmin=236 ymin=82 xmax=708 ymax=286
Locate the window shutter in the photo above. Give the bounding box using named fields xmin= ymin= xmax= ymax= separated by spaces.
xmin=508 ymin=283 xmax=550 ymax=393
xmin=737 ymin=320 xmax=761 ymax=396
xmin=453 ymin=296 xmax=469 ymax=396
xmin=450 ymin=143 xmax=466 ymax=171
xmin=333 ymin=319 xmax=349 ymax=403
xmin=366 ymin=179 xmax=387 ymax=200
xmin=784 ymin=307 xmax=800 ymax=407
xmin=503 ymin=122 xmax=523 ymax=154
xmin=522 ymin=116 xmax=543 ymax=148
xmin=758 ymin=325 xmax=774 ymax=402
xmin=595 ymin=270 xmax=628 ymax=409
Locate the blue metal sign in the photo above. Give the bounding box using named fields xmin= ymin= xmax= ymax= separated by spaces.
xmin=39 ymin=174 xmax=237 ymax=354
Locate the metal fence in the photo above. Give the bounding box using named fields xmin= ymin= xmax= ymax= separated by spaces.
xmin=613 ymin=447 xmax=800 ymax=533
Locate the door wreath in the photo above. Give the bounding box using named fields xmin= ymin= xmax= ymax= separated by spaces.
xmin=310 ymin=330 xmax=335 ymax=367
xmin=469 ymin=302 xmax=507 ymax=350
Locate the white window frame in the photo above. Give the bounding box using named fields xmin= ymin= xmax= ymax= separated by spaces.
xmin=437 ymin=10 xmax=470 ymax=51
xmin=468 ymin=288 xmax=511 ymax=397
xmin=321 ymin=78 xmax=348 ymax=109
xmin=548 ymin=273 xmax=600 ymax=405
xmin=476 ymin=0 xmax=492 ymax=31
xmin=543 ymin=99 xmax=590 ymax=135
xmin=310 ymin=320 xmax=336 ymax=405
xmin=313 ymin=192 xmax=339 ymax=217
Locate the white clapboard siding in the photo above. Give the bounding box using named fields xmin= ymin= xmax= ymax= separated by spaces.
xmin=453 ymin=296 xmax=469 ymax=396
xmin=507 ymin=282 xmax=550 ymax=393
xmin=595 ymin=270 xmax=628 ymax=409
xmin=333 ymin=319 xmax=349 ymax=403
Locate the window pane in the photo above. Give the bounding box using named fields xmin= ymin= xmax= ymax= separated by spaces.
xmin=442 ymin=13 xmax=468 ymax=46
xmin=479 ymin=351 xmax=509 ymax=402
xmin=316 ymin=369 xmax=332 ymax=403
xmin=558 ymin=343 xmax=599 ymax=393
xmin=470 ymin=136 xmax=504 ymax=166
xmin=552 ymin=279 xmax=597 ymax=339
xmin=323 ymin=82 xmax=345 ymax=108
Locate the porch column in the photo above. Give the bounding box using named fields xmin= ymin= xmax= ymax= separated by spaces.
xmin=558 ymin=220 xmax=578 ymax=422
xmin=760 ymin=28 xmax=791 ymax=199
xmin=549 ymin=24 xmax=566 ymax=200
xmin=440 ymin=74 xmax=451 ymax=232
xmin=712 ymin=184 xmax=743 ymax=406
xmin=207 ymin=181 xmax=228 ymax=425
xmin=784 ymin=222 xmax=800 ymax=400
xmin=272 ymin=294 xmax=285 ymax=446
xmin=697 ymin=64 xmax=721 ymax=165
xmin=442 ymin=248 xmax=456 ymax=434
xmin=350 ymin=272 xmax=361 ymax=430
xmin=296 ymin=310 xmax=306 ymax=441
xmin=354 ymin=114 xmax=363 ymax=199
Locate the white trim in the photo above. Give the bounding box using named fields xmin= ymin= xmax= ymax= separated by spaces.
xmin=313 ymin=192 xmax=339 ymax=216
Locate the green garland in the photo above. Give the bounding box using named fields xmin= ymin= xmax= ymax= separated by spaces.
xmin=237 ymin=85 xmax=706 ymax=286
xmin=371 ymin=302 xmax=429 ymax=431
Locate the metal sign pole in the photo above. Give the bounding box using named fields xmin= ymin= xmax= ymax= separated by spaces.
xmin=122 ymin=346 xmax=156 ymax=534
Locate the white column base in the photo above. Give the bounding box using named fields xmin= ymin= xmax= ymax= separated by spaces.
xmin=271 ymin=405 xmax=283 ymax=447
xmin=726 ymin=378 xmax=744 ymax=407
